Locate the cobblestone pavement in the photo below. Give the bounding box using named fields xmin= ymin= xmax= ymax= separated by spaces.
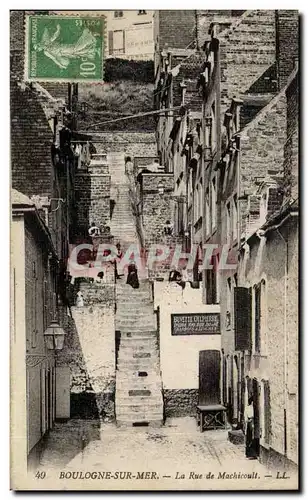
xmin=37 ymin=417 xmax=298 ymax=490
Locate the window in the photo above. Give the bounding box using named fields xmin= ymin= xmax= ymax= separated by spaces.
xmin=112 ymin=30 xmax=125 ymax=54
xmin=114 ymin=10 xmax=123 ymax=18
xmin=198 ymin=182 xmax=202 ymax=221
xmin=263 ymin=380 xmax=271 ymax=445
xmin=210 ymin=102 xmax=217 ymax=151
xmin=226 ymin=202 xmax=231 ymax=244
xmin=206 ymin=257 xmax=217 ymax=304
xmin=138 ymin=10 xmax=147 ymax=15
xmin=254 ymin=283 xmax=261 ymax=353
xmin=211 ymin=176 xmax=217 ymax=230
xmin=232 ymin=194 xmax=238 ymax=242
xmin=227 ymin=277 xmax=232 ymax=326
xmin=195 ymin=184 xmax=199 ymax=223
xmin=205 ymin=192 xmax=210 ymax=236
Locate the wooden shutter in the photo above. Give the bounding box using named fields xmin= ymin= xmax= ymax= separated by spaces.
xmin=254 ymin=283 xmax=261 ymax=352
xmin=234 ymin=287 xmax=252 ymax=351
xmin=108 ymin=31 xmax=114 ymax=55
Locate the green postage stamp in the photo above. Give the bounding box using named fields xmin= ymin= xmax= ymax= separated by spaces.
xmin=25 ymin=15 xmax=105 ymax=82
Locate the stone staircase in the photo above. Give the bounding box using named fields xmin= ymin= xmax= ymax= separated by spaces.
xmin=115 ymin=281 xmax=164 ymax=427
xmin=108 ymin=152 xmax=138 ymax=245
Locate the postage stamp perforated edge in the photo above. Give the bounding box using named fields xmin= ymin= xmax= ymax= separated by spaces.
xmin=24 ymin=13 xmax=106 ymax=83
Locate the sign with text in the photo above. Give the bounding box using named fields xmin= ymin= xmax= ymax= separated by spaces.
xmin=171 ymin=313 xmax=221 ymax=336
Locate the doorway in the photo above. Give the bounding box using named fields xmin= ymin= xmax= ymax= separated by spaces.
xmin=198 ymin=350 xmax=221 ymax=405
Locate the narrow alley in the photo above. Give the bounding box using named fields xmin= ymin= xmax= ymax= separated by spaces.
xmin=37 ymin=417 xmax=287 ymax=490
xmin=10 ymin=9 xmax=299 ymax=492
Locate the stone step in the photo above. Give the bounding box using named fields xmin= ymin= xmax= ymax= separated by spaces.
xmin=116 ymin=311 xmax=155 ymax=319
xmin=116 ymin=320 xmax=157 ymax=329
xmin=116 ymin=418 xmax=163 ymax=428
xmin=116 ymin=308 xmax=154 ymax=316
xmin=119 ymin=340 xmax=158 ymax=348
xmin=119 ymin=325 xmax=157 ymax=333
xmin=116 ymin=380 xmax=162 ymax=391
xmin=116 ymin=410 xmax=164 ymax=420
xmin=116 ymin=406 xmax=164 ymax=416
xmin=116 ymin=385 xmax=161 ymax=394
xmin=116 ymin=300 xmax=153 ymax=306
xmin=116 ymin=288 xmax=151 ymax=295
xmin=116 ymin=395 xmax=163 ymax=405
xmin=117 ymin=351 xmax=159 ymax=362
xmin=117 ymin=362 xmax=160 ymax=371
xmin=119 ymin=331 xmax=157 ymax=339
xmin=116 ymin=412 xmax=163 ymax=422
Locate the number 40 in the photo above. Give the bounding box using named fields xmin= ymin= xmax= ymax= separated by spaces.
xmin=35 ymin=471 xmax=46 ymax=479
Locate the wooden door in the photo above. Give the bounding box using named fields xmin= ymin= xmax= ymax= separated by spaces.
xmin=252 ymin=378 xmax=261 ymax=456
xmin=198 ymin=350 xmax=221 ymax=406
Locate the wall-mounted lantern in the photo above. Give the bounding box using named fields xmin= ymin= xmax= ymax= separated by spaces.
xmin=44 ymin=320 xmax=66 ymax=351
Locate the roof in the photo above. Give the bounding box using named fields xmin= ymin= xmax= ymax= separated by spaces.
xmin=11 ymin=189 xmax=34 ymax=207
xmin=11 ymin=189 xmax=58 ymax=259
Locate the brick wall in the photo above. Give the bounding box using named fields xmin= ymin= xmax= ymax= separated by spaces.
xmin=239 ymin=91 xmax=287 ymax=224
xmin=284 ymin=72 xmax=298 ymax=202
xmin=155 ymin=10 xmax=196 ymax=51
xmin=10 ymin=10 xmax=25 ymax=82
xmin=11 ymin=83 xmax=53 ymax=197
xmin=74 ymin=172 xmax=111 ymax=238
xmin=219 ymin=10 xmax=277 ymax=117
xmin=275 ymin=11 xmax=299 ymax=89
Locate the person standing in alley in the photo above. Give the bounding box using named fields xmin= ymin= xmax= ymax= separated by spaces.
xmin=115 ymin=242 xmax=124 ymax=280
xmin=244 ymin=396 xmax=258 ymax=459
xmin=164 ymin=220 xmax=174 ymax=236
xmin=88 ymin=222 xmax=100 ymax=237
xmin=126 ymin=260 xmax=139 ymax=289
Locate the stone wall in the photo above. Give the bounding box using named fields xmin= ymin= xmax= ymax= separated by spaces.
xmin=141 ymin=173 xmax=175 ymax=246
xmin=284 ymin=72 xmax=299 ymax=202
xmin=275 ymin=11 xmax=299 ymax=89
xmin=74 ymin=172 xmax=111 ymax=238
xmin=163 ymin=389 xmax=199 ymax=418
xmin=154 ymin=10 xmax=196 ymax=52
xmin=78 ymin=282 xmax=116 ymax=305
xmin=56 ymin=303 xmax=116 ymax=421
xmin=219 ymin=10 xmax=277 ymax=117
xmin=94 ymin=132 xmax=157 ymax=158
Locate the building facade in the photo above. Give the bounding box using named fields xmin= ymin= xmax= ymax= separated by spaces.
xmin=154 ymin=9 xmax=299 ymax=469
xmin=10 ymin=10 xmax=95 ymax=468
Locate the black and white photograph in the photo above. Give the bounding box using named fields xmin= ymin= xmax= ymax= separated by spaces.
xmin=10 ymin=8 xmax=299 ymax=491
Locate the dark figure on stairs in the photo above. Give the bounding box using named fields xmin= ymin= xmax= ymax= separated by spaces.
xmin=127 ymin=260 xmax=139 ymax=289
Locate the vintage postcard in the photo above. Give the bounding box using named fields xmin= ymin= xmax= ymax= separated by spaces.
xmin=10 ymin=9 xmax=299 ymax=491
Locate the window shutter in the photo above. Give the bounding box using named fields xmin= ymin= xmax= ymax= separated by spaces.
xmin=234 ymin=287 xmax=252 ymax=351
xmin=108 ymin=31 xmax=114 ymax=55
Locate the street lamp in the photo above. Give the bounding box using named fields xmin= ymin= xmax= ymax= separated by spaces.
xmin=44 ymin=319 xmax=66 ymax=351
